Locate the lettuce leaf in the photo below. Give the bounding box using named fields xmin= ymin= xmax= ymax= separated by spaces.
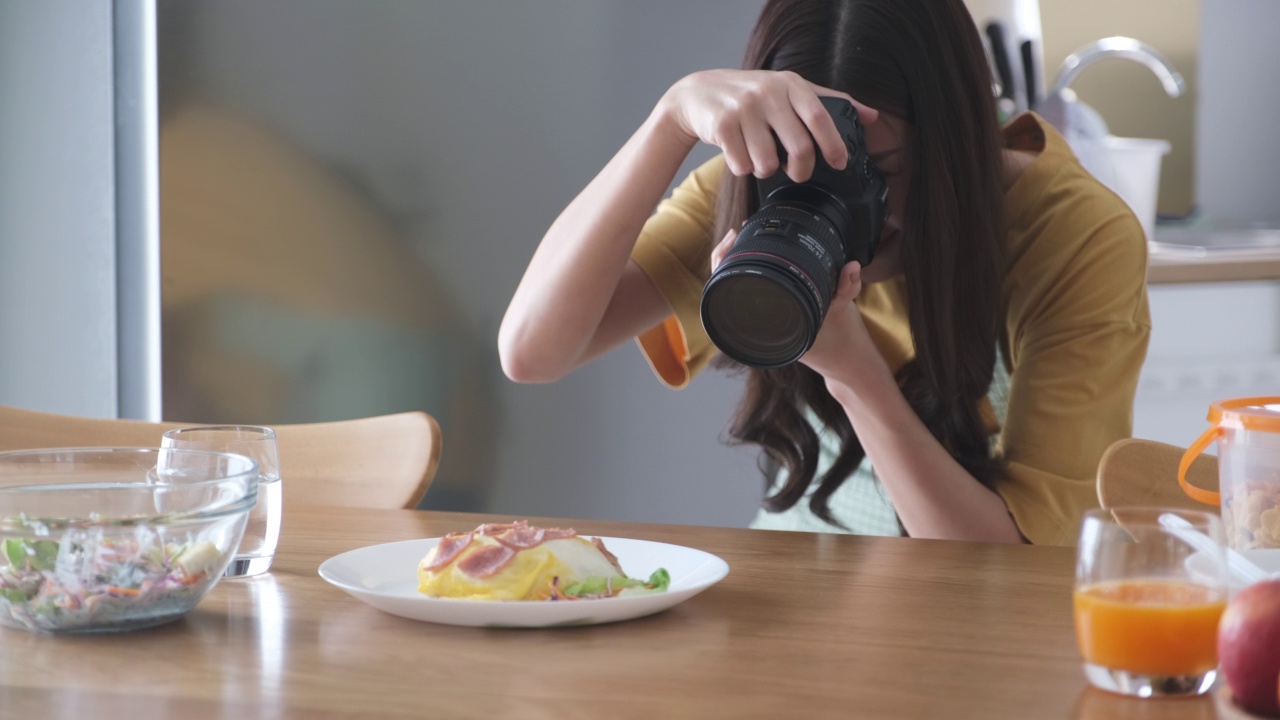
xmin=2 ymin=539 xmax=23 ymax=568
xmin=0 ymin=587 xmax=32 ymax=603
xmin=3 ymin=538 xmax=58 ymax=572
xmin=562 ymin=568 xmax=670 ymax=598
xmin=645 ymin=568 xmax=671 ymax=592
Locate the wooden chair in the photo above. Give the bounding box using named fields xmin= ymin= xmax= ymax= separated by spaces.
xmin=0 ymin=404 xmax=441 ymax=510
xmin=1097 ymin=438 xmax=1219 ymax=513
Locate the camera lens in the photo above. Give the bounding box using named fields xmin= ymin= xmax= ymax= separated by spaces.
xmin=698 ymin=96 xmax=887 ymax=369
xmin=700 ymin=203 xmax=841 ymax=367
xmin=701 ymin=268 xmax=815 ymax=367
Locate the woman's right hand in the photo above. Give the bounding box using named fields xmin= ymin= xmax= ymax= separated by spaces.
xmin=657 ymin=69 xmax=878 ymax=183
xmin=501 ymin=69 xmax=878 ymax=384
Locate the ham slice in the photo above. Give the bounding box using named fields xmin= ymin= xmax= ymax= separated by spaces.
xmin=424 ymin=521 xmax=588 ymax=575
xmin=542 ymin=527 xmax=578 ymax=541
xmin=493 ymin=524 xmax=546 ymax=549
xmin=478 ymin=520 xmax=578 ymax=548
xmin=592 ymin=537 xmax=623 ymax=574
xmin=422 ymin=531 xmax=474 ymax=571
xmin=475 ymin=521 xmax=521 ymax=536
xmin=456 ymin=543 xmax=516 ymax=579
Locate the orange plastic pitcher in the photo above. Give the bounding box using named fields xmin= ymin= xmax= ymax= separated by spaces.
xmin=1180 ymin=396 xmax=1280 ymax=551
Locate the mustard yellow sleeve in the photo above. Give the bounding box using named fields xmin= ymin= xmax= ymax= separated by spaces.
xmin=629 ymin=155 xmax=726 ymax=388
xmin=994 ymin=210 xmax=1151 ymax=546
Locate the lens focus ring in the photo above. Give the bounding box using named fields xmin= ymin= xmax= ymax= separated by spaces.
xmin=725 ymin=205 xmax=842 ymax=311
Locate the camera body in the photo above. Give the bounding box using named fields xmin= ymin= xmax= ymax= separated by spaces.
xmin=699 ymin=96 xmax=890 ymax=368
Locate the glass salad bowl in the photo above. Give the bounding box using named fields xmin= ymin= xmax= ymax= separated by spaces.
xmin=0 ymin=447 xmax=258 ymax=633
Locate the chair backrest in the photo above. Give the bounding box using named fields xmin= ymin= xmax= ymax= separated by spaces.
xmin=1097 ymin=438 xmax=1219 ymax=513
xmin=0 ymin=405 xmax=440 ymax=510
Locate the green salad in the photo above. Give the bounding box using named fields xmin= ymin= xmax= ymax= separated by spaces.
xmin=0 ymin=530 xmax=222 ymax=632
xmin=550 ymin=568 xmax=671 ymax=600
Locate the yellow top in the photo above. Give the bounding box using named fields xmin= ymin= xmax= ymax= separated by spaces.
xmin=629 ymin=113 xmax=1151 ymax=546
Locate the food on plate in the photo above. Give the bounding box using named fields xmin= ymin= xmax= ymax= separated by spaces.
xmin=1219 ymin=578 xmax=1280 ymax=717
xmin=0 ymin=532 xmax=223 ymax=632
xmin=416 ymin=520 xmax=669 ymax=601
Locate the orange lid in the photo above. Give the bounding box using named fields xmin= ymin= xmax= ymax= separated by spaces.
xmin=1207 ymin=396 xmax=1280 ymax=433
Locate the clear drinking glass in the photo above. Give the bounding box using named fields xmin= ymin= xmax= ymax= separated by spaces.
xmin=162 ymin=426 xmax=281 ymax=577
xmin=1074 ymin=507 xmax=1228 ymax=697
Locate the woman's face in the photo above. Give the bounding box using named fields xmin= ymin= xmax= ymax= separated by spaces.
xmin=858 ymin=112 xmax=910 ymax=284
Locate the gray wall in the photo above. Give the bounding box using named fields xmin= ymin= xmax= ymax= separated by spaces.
xmin=161 ymin=1 xmax=767 ymax=527
xmin=0 ymin=2 xmax=120 ymax=418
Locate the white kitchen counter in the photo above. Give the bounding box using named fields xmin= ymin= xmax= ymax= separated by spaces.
xmin=1149 ymin=250 xmax=1280 ymax=284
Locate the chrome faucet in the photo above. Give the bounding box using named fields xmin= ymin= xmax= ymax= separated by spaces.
xmin=1036 ymin=36 xmax=1187 ymax=245
xmin=1039 ymin=36 xmax=1185 ymax=146
xmin=1050 ymin=36 xmax=1186 ymax=99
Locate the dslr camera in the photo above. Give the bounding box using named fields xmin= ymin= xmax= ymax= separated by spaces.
xmin=699 ymin=97 xmax=889 ymax=368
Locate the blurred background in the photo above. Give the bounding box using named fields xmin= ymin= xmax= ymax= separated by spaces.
xmin=2 ymin=0 xmax=1277 ymax=528
xmin=152 ymin=1 xmax=766 ymax=524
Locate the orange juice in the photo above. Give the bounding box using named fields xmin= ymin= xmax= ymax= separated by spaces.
xmin=1074 ymin=580 xmax=1226 ymax=676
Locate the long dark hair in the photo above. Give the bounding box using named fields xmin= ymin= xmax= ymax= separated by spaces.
xmin=715 ymin=0 xmax=1006 ymax=528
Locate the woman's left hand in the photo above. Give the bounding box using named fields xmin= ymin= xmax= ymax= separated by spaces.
xmin=708 ymin=228 xmax=738 ymax=271
xmin=797 ymin=261 xmax=884 ymax=391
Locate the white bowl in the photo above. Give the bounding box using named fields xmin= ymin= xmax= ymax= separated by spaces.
xmin=1186 ymin=548 xmax=1280 ymax=595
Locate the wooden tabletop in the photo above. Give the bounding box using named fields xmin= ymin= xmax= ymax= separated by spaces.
xmin=0 ymin=506 xmax=1241 ymax=719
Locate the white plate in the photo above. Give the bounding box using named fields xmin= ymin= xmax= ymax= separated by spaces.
xmin=318 ymin=536 xmax=730 ymax=628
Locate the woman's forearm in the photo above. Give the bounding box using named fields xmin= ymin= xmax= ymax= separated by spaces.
xmin=798 ymin=288 xmax=1024 ymax=543
xmin=826 ymin=372 xmax=1026 ymax=543
xmin=498 ymin=106 xmax=696 ymax=383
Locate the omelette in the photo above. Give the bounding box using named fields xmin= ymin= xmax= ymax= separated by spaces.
xmin=416 ymin=521 xmax=669 ymax=601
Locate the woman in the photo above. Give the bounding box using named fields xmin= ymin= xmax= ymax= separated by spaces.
xmin=499 ymin=0 xmax=1150 ymax=545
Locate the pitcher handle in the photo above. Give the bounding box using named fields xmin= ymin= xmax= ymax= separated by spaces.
xmin=1178 ymin=426 xmax=1222 ymax=506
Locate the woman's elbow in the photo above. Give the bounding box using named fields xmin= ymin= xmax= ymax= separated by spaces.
xmin=499 ymin=350 xmax=560 ymax=384
xmin=497 ymin=328 xmax=567 ymax=384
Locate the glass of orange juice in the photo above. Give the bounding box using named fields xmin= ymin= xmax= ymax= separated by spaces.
xmin=1074 ymin=507 xmax=1228 ymax=697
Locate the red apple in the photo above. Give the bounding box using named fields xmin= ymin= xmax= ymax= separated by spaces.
xmin=1219 ymin=579 xmax=1280 ymax=717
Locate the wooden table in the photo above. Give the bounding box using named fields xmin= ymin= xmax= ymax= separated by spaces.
xmin=0 ymin=506 xmax=1236 ymax=719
